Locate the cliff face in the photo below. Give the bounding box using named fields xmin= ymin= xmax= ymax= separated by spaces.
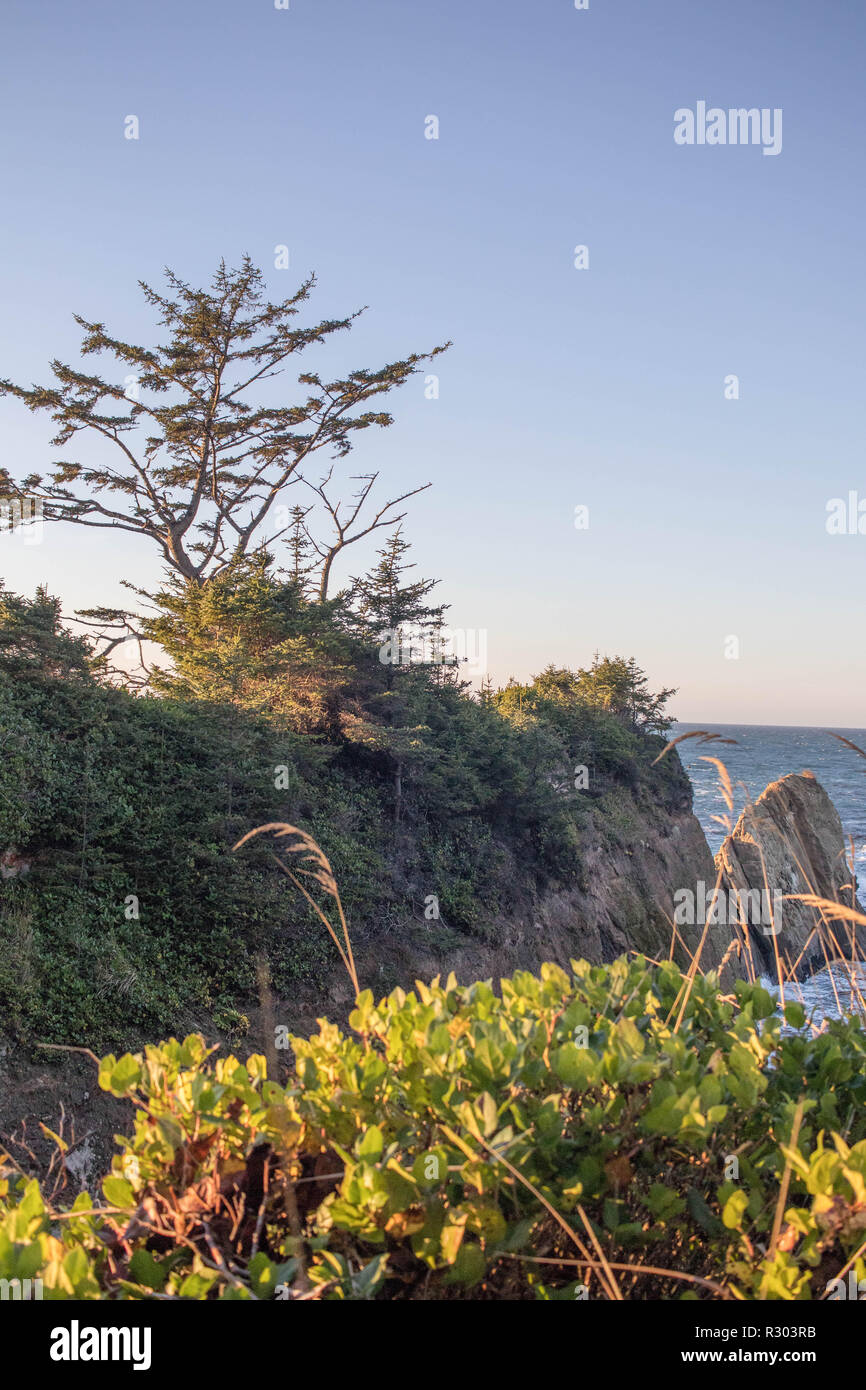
xmin=357 ymin=768 xmax=865 ymax=1010
xmin=716 ymin=772 xmax=863 ymax=979
xmin=338 ymin=751 xmax=729 ymax=1014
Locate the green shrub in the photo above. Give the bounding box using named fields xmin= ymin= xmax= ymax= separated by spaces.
xmin=0 ymin=586 xmax=694 ymax=1052
xmin=2 ymin=956 xmax=864 ymax=1300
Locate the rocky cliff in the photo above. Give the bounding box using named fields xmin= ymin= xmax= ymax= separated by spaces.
xmin=716 ymin=771 xmax=863 ymax=980
xmin=393 ymin=767 xmax=864 ymax=1006
xmin=341 ymin=751 xmax=730 ymax=1012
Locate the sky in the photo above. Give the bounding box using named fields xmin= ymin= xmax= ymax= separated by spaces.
xmin=1 ymin=0 xmax=864 ymax=724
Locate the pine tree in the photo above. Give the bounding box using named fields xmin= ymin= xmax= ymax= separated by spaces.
xmin=142 ymin=554 xmax=357 ymax=734
xmin=0 ymin=585 xmax=96 ymax=681
xmin=284 ymin=504 xmax=317 ymax=596
xmin=0 ymin=259 xmax=448 ymax=592
xmin=574 ymin=654 xmax=677 ymax=732
xmin=351 ymin=526 xmax=447 ymax=654
xmin=348 ymin=529 xmax=451 ymax=824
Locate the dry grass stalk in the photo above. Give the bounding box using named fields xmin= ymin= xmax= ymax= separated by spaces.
xmin=233 ymin=823 xmax=359 ymax=995
xmin=767 ymin=1098 xmax=804 ymax=1268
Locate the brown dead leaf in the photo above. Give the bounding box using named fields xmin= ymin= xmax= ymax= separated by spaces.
xmin=604 ymin=1155 xmax=634 ymax=1192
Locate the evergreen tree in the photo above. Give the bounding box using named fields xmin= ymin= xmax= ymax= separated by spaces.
xmin=351 ymin=526 xmax=447 ymax=652
xmin=348 ymin=529 xmax=452 ymax=823
xmin=143 ymin=554 xmax=358 ymax=735
xmin=575 ymin=653 xmax=677 ymax=732
xmin=0 ymin=259 xmax=447 ymax=593
xmin=284 ymin=504 xmax=317 ymax=596
xmin=0 ymin=584 xmax=97 ymax=682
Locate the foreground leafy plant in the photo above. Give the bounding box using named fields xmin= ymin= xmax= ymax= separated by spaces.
xmin=2 ymin=955 xmax=865 ymax=1300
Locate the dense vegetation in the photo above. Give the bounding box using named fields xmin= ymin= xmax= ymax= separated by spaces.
xmin=0 ymin=576 xmax=681 ymax=1051
xmin=3 ymin=957 xmax=864 ymax=1300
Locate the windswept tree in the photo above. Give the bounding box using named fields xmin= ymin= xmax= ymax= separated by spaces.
xmin=0 ymin=257 xmax=447 ymax=592
xmin=508 ymin=657 xmax=676 ymax=733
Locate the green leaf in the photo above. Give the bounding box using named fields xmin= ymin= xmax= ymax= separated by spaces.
xmin=358 ymin=1125 xmax=384 ymax=1161
xmin=686 ymin=1187 xmax=724 ymax=1236
xmin=752 ymin=987 xmax=776 ymax=1020
xmin=156 ymin=1115 xmax=185 ymax=1151
xmin=248 ymin=1251 xmax=278 ymax=1299
xmin=178 ymin=1272 xmax=217 ymax=1299
xmin=551 ymin=1042 xmax=597 ymax=1090
xmin=108 ymin=1054 xmax=142 ymax=1095
xmin=784 ymin=1002 xmax=806 ymax=1029
xmin=644 ymin=1183 xmax=686 ymax=1221
xmin=446 ymin=1242 xmax=485 ymax=1287
xmin=478 ymin=1091 xmax=498 ymax=1138
xmin=440 ymin=1214 xmax=467 ymax=1265
xmin=129 ymin=1249 xmax=166 ymax=1291
xmin=102 ymin=1176 xmax=136 ymax=1209
xmin=62 ymin=1245 xmax=98 ymax=1296
xmin=352 ymin=1253 xmax=389 ymax=1298
xmin=722 ymin=1189 xmax=749 ymax=1231
xmin=12 ymin=1179 xmax=45 ymax=1237
xmin=463 ymin=1199 xmax=506 ymax=1245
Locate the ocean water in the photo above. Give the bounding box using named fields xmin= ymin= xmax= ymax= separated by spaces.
xmin=675 ymin=723 xmax=866 ymax=861
xmin=675 ymin=723 xmax=866 ymax=1023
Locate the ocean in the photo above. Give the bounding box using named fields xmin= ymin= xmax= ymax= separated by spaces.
xmin=675 ymin=723 xmax=866 ymax=860
xmin=675 ymin=723 xmax=866 ymax=1022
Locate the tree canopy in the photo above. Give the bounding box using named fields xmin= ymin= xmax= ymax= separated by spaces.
xmin=0 ymin=258 xmax=448 ymax=589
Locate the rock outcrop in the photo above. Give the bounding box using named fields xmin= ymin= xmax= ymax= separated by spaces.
xmin=525 ymin=793 xmax=725 ymax=971
xmin=716 ymin=772 xmax=863 ymax=979
xmin=341 ymin=750 xmax=731 ymax=1011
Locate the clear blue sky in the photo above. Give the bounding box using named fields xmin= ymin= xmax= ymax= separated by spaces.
xmin=1 ymin=0 xmax=864 ymax=723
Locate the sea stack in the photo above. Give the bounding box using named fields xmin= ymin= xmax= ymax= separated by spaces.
xmin=716 ymin=772 xmax=864 ymax=979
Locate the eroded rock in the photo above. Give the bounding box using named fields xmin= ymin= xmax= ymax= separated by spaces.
xmin=716 ymin=772 xmax=863 ymax=979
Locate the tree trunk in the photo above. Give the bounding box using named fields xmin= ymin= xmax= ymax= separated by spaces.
xmin=394 ymin=760 xmax=403 ymax=825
